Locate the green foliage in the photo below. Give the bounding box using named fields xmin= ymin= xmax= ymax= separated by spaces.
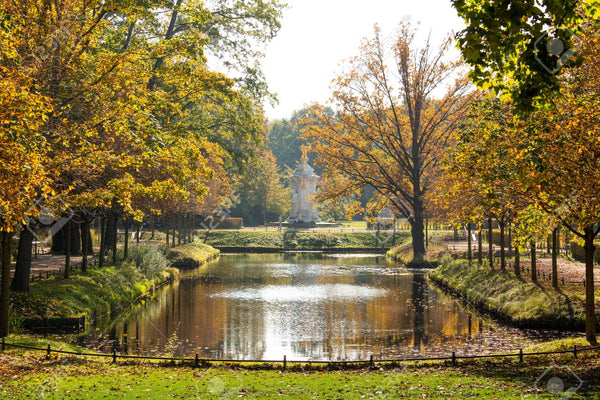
xmin=452 ymin=0 xmax=589 ymax=111
xmin=266 ymin=109 xmax=313 ymax=171
xmin=570 ymin=241 xmax=600 ymax=264
xmin=124 ymin=244 xmax=169 ymax=278
xmin=231 ymin=151 xmax=291 ymax=226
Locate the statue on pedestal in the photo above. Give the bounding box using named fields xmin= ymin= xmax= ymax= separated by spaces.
xmin=289 ymin=146 xmax=321 ymax=224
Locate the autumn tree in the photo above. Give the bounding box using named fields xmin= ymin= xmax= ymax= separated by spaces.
xmin=521 ymin=24 xmax=600 ymax=343
xmin=302 ymin=22 xmax=473 ymax=264
xmin=0 ymin=2 xmax=55 ymax=334
xmin=440 ymin=22 xmax=600 ymax=344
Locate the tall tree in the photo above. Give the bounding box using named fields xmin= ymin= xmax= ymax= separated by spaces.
xmin=302 ymin=22 xmax=473 ymax=264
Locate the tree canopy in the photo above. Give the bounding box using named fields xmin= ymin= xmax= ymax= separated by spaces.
xmin=453 ymin=0 xmax=599 ymax=111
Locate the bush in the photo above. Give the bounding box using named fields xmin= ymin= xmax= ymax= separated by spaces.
xmin=570 ymin=241 xmax=600 ymax=264
xmin=125 ymin=244 xmax=169 ymax=277
xmin=215 ymin=217 xmax=243 ymax=229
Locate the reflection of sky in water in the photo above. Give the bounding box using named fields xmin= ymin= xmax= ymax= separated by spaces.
xmin=83 ymin=253 xmax=576 ymax=361
xmin=212 ymin=284 xmax=387 ymax=302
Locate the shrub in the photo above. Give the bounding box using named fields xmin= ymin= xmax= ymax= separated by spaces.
xmin=125 ymin=244 xmax=169 ymax=277
xmin=215 ymin=217 xmax=243 ymax=229
xmin=570 ymin=241 xmax=600 ymax=264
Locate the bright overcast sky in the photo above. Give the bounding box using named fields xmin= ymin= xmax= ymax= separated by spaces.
xmin=262 ymin=0 xmax=465 ymax=120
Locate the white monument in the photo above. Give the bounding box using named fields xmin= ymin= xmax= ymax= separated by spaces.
xmin=289 ymin=147 xmax=321 ymax=224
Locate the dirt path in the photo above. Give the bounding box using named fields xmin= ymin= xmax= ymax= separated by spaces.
xmin=441 ymin=240 xmax=600 ymax=284
xmin=10 ymin=253 xmax=88 ymax=280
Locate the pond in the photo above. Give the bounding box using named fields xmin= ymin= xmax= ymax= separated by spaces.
xmin=82 ymin=253 xmax=567 ymax=361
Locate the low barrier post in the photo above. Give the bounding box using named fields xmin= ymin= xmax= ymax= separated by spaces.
xmin=519 ymin=349 xmax=523 ymax=363
xmin=46 ymin=344 xmax=51 ymax=360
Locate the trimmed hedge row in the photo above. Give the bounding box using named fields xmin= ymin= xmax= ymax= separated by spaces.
xmin=570 ymin=241 xmax=600 ymax=264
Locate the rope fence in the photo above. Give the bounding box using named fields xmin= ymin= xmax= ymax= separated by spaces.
xmin=2 ymin=338 xmax=599 ymax=370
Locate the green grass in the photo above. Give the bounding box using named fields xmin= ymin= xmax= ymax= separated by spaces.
xmin=429 ymin=257 xmax=600 ymax=331
xmin=336 ymin=220 xmax=368 ymax=228
xmin=204 ymin=230 xmax=411 ymax=249
xmin=387 ymin=230 xmax=453 ymax=265
xmin=0 ymin=335 xmax=598 ymax=399
xmin=167 ymin=241 xmax=220 ymax=264
xmin=10 ymin=246 xmax=177 ymax=323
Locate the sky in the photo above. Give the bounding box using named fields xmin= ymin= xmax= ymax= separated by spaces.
xmin=261 ymin=0 xmax=465 ymax=120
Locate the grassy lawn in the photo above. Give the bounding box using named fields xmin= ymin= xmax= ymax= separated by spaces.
xmin=203 ymin=230 xmax=411 ymax=249
xmin=429 ymin=257 xmax=600 ymax=330
xmin=166 ymin=241 xmax=220 ymax=264
xmin=0 ymin=337 xmax=598 ymax=399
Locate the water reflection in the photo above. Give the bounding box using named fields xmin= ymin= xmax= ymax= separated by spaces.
xmin=82 ymin=253 xmax=560 ymax=360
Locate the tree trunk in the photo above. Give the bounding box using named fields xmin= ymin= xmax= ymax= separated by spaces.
xmin=467 ymin=223 xmax=472 ymax=262
xmin=64 ymin=219 xmax=71 ymax=279
xmin=583 ymin=225 xmax=597 ymax=344
xmin=150 ymin=215 xmax=155 ymax=240
xmin=514 ymin=245 xmax=520 ymax=277
xmin=531 ymin=241 xmax=537 ymax=283
xmin=51 ymin=221 xmax=80 ymax=255
xmin=507 ymin=221 xmax=512 ymax=264
xmin=0 ymin=231 xmax=12 ymax=337
xmin=551 ymin=228 xmax=558 ymax=288
xmin=499 ymin=218 xmax=506 ymax=271
xmin=177 ymin=214 xmax=182 ymax=246
xmin=171 ymin=215 xmax=176 ymax=248
xmin=165 ymin=216 xmax=170 ymax=250
xmin=11 ymin=227 xmax=33 ymax=292
xmin=99 ymin=215 xmax=106 ymax=268
xmin=123 ymin=217 xmax=129 ymax=260
xmin=410 ymin=201 xmax=426 ymax=265
xmin=425 ymin=218 xmax=429 ymax=250
xmin=136 ymin=221 xmax=141 ymax=244
xmin=105 ymin=212 xmax=116 ymax=257
xmin=112 ymin=212 xmax=118 ymax=264
xmin=190 ymin=215 xmax=195 ymax=242
xmin=81 ymin=219 xmax=90 ymax=274
xmin=488 ymin=216 xmax=493 ymax=269
xmin=477 ymin=223 xmax=483 ymax=265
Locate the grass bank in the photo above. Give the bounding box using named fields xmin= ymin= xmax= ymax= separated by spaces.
xmin=0 ymin=336 xmax=598 ymax=399
xmin=204 ymin=230 xmax=410 ymax=250
xmin=167 ymin=241 xmax=220 ymax=265
xmin=387 ymin=230 xmax=453 ymax=265
xmin=428 ymin=257 xmax=600 ymax=331
xmin=10 ymin=244 xmax=178 ymax=325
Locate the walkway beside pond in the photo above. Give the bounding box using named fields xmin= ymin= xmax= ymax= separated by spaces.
xmin=442 ymin=239 xmax=599 ymax=284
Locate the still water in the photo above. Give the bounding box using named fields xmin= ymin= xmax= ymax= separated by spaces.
xmin=83 ymin=253 xmax=562 ymax=361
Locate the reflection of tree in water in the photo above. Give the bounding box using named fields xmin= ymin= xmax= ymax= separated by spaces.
xmin=411 ymin=273 xmax=428 ymax=353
